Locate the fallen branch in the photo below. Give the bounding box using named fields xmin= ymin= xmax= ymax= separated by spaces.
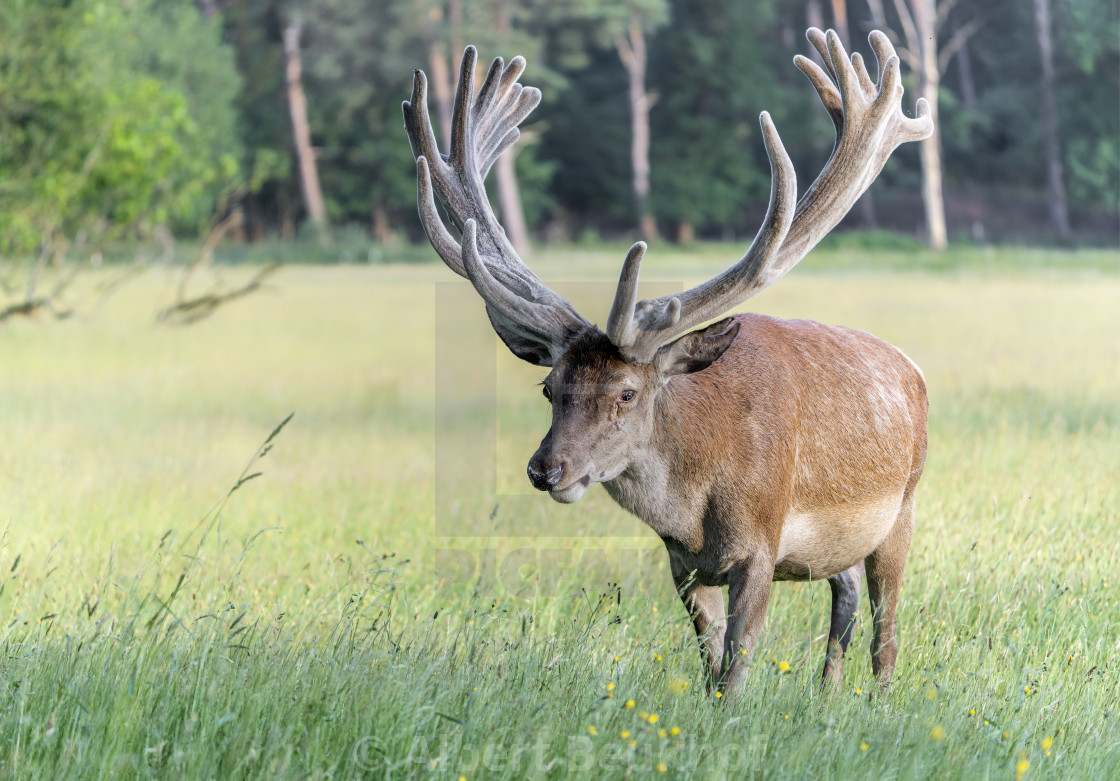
xmin=178 ymin=209 xmax=242 ymax=302
xmin=157 ymin=262 xmax=281 ymax=325
xmin=85 ymin=260 xmax=147 ymax=315
xmin=0 ymin=262 xmax=81 ymax=323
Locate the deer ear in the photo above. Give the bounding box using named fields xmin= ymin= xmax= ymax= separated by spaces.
xmin=654 ymin=317 xmax=740 ymax=376
xmin=488 ymin=310 xmax=554 ymax=366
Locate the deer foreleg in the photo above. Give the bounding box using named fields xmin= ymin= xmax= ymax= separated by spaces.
xmin=720 ymin=551 xmax=775 ymax=697
xmin=670 ymin=555 xmax=726 ymax=689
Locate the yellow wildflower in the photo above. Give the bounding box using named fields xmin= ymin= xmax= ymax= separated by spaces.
xmin=778 ymin=661 xmax=790 ymax=672
xmin=860 ymin=742 xmax=869 ymax=751
xmin=657 ymin=763 xmax=668 ymax=773
xmin=659 ymin=729 xmax=667 ymax=739
xmin=588 ymin=726 xmax=598 ymax=736
xmin=715 ymin=691 xmax=723 ymax=698
xmin=621 ymin=730 xmax=630 ymax=739
xmin=649 ymin=714 xmax=660 ymax=724
xmin=930 ymin=725 xmax=946 ymax=741
xmin=607 ymin=682 xmax=615 ymax=692
xmin=1015 ymin=758 xmax=1030 ymax=780
xmin=625 ymin=700 xmax=635 ymax=709
xmin=670 ymin=726 xmax=680 ymax=736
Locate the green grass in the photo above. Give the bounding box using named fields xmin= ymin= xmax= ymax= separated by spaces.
xmin=0 ymin=246 xmax=1118 ymax=778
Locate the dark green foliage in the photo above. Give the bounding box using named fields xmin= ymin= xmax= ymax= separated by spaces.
xmin=937 ymin=0 xmax=1119 ymax=228
xmin=0 ymin=0 xmax=1116 ymax=251
xmin=300 ymin=0 xmax=420 ymax=233
xmin=1054 ymin=0 xmax=1120 ymax=213
xmin=649 ymin=0 xmax=790 ymax=235
xmin=537 ymin=44 xmax=635 ymax=230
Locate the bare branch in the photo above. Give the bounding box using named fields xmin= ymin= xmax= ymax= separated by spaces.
xmin=935 ymin=0 xmax=961 ymax=32
xmin=938 ymin=16 xmax=983 ymax=73
xmin=157 ymin=263 xmax=282 ymax=326
xmin=178 ymin=209 xmax=243 ymax=302
xmin=863 ymin=0 xmax=920 ymax=72
xmin=890 ymin=0 xmax=920 ymax=50
xmin=0 ymin=261 xmax=79 ymax=323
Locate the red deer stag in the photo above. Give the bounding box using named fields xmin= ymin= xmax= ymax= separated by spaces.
xmin=403 ymin=29 xmax=931 ymax=695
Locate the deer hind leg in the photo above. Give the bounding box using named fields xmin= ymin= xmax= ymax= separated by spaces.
xmin=822 ymin=561 xmax=864 ymax=686
xmin=865 ymin=489 xmax=916 ymax=686
xmin=670 ymin=556 xmax=725 ymax=689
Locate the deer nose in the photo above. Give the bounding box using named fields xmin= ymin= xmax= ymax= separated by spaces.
xmin=527 ymin=460 xmax=564 ymax=491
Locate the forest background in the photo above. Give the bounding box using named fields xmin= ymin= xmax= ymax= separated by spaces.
xmin=1 ymin=0 xmax=1117 ymax=274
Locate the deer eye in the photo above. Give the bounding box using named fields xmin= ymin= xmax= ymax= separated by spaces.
xmin=618 ymin=390 xmax=635 ymax=403
xmin=542 ymin=385 xmax=552 ymax=402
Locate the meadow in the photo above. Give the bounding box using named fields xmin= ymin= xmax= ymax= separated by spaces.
xmin=0 ymin=244 xmax=1118 ymax=779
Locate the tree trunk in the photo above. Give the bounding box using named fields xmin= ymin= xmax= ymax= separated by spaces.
xmin=830 ymin=0 xmax=877 ymax=229
xmin=956 ymin=37 xmax=978 ymax=110
xmin=677 ymin=220 xmax=694 ymax=245
xmin=911 ymin=0 xmax=947 ymax=250
xmin=491 ymin=0 xmax=531 ymax=255
xmin=495 ymin=150 xmax=532 ymax=257
xmin=829 ymin=0 xmax=849 ymax=45
xmin=448 ymin=0 xmax=463 ymax=64
xmin=806 ymin=1 xmax=826 ymax=68
xmin=283 ymin=18 xmax=329 ymax=239
xmin=426 ymin=6 xmax=454 ymax=150
xmin=1033 ymin=0 xmax=1072 ymax=243
xmin=371 ymin=203 xmax=394 ymax=243
xmin=617 ymin=16 xmax=656 ymax=239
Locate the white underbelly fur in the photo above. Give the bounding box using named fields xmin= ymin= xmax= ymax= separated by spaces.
xmin=776 ymin=493 xmax=904 ymax=578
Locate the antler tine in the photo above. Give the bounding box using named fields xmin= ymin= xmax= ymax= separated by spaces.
xmin=461 ymin=220 xmax=573 ymax=348
xmin=605 ymin=242 xmax=648 ymax=348
xmin=402 ymin=70 xmax=442 ymax=167
xmin=448 ymin=45 xmax=477 ymax=169
xmin=415 ymin=156 xmax=465 ymax=277
xmin=403 ymin=71 xmax=464 ymax=276
xmin=607 ymin=28 xmax=932 ymax=364
xmin=610 ymin=111 xmax=796 ymax=364
xmin=473 ymin=56 xmax=506 ymax=134
xmin=404 ymin=47 xmax=590 ymax=365
xmin=781 ymin=28 xmax=931 ymax=259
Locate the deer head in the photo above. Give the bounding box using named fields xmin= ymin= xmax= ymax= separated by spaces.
xmin=403 ymin=29 xmax=932 ymax=504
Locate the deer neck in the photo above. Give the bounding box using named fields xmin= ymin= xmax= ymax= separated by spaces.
xmin=602 ymin=379 xmax=713 ymax=544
